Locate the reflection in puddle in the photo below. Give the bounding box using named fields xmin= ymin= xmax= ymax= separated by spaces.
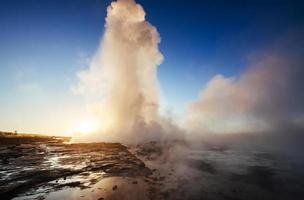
xmin=44 ymin=177 xmax=148 ymax=200
xmin=13 ymin=176 xmax=149 ymax=200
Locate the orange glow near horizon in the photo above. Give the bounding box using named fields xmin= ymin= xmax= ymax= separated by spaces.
xmin=71 ymin=119 xmax=99 ymax=135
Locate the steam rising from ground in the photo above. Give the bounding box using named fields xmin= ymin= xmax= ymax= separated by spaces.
xmin=74 ymin=0 xmax=166 ymax=143
xmin=186 ymin=31 xmax=304 ymax=136
xmin=69 ymin=4 xmax=304 ymax=197
xmin=74 ymin=0 xmax=304 ymax=145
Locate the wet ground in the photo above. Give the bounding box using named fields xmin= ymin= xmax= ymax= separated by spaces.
xmin=1 ymin=135 xmax=304 ymax=200
xmin=132 ymin=141 xmax=304 ymax=200
xmin=0 ymin=136 xmax=150 ymax=200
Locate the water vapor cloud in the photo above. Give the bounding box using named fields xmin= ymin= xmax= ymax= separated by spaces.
xmin=74 ymin=0 xmax=164 ymax=143
xmin=186 ymin=32 xmax=304 ymax=135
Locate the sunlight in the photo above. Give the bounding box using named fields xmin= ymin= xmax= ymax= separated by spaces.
xmin=73 ymin=119 xmax=99 ymax=135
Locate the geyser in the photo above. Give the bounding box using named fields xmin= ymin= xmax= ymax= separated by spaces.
xmin=74 ymin=0 xmax=164 ymax=143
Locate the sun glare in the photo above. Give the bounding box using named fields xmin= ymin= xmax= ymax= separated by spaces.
xmin=73 ymin=119 xmax=99 ymax=134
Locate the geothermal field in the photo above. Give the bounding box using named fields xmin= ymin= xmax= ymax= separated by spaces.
xmin=1 ymin=0 xmax=304 ymax=199
xmin=1 ymin=132 xmax=304 ymax=200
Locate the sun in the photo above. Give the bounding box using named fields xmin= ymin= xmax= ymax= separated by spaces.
xmin=73 ymin=119 xmax=99 ymax=134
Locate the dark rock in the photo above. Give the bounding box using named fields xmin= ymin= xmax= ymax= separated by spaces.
xmin=55 ymin=181 xmax=81 ymax=188
xmin=0 ymin=137 xmax=150 ymax=199
xmin=1 ymin=157 xmax=9 ymax=165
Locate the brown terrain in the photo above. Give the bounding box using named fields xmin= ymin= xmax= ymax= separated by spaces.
xmin=1 ymin=132 xmax=304 ymax=200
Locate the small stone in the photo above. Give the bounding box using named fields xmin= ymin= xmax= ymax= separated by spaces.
xmin=112 ymin=185 xmax=118 ymax=190
xmin=98 ymin=198 xmax=104 ymax=200
xmin=132 ymin=181 xmax=138 ymax=184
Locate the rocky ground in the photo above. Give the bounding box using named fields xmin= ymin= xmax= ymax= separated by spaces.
xmin=132 ymin=140 xmax=304 ymax=200
xmin=1 ymin=134 xmax=304 ymax=200
xmin=0 ymin=135 xmax=150 ymax=200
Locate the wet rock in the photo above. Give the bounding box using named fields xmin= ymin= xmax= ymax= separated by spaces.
xmin=1 ymin=157 xmax=9 ymax=165
xmin=55 ymin=181 xmax=81 ymax=188
xmin=0 ymin=135 xmax=150 ymax=199
xmin=187 ymin=159 xmax=216 ymax=174
xmin=231 ymin=165 xmax=276 ymax=190
xmin=34 ymin=196 xmax=45 ymax=200
xmin=112 ymin=185 xmax=118 ymax=190
xmin=161 ymin=190 xmax=170 ymax=198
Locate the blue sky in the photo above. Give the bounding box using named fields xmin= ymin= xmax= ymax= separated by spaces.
xmin=0 ymin=0 xmax=303 ymax=134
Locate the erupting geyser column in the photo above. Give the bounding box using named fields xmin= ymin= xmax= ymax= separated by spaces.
xmin=75 ymin=0 xmax=163 ymax=142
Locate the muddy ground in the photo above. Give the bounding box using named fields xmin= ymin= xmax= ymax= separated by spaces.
xmin=1 ymin=135 xmax=304 ymax=200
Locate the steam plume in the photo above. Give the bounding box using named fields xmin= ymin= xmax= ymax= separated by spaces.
xmin=73 ymin=0 xmax=304 ymax=145
xmin=186 ymin=31 xmax=304 ymax=135
xmin=74 ymin=0 xmax=164 ymax=143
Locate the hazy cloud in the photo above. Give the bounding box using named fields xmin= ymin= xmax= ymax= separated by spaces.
xmin=186 ymin=31 xmax=304 ymax=134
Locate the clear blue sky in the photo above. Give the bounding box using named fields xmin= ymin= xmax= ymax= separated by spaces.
xmin=0 ymin=0 xmax=303 ymax=134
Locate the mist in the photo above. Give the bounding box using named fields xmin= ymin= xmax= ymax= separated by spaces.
xmin=73 ymin=0 xmax=304 ymax=150
xmin=73 ymin=0 xmax=167 ymax=143
xmin=186 ymin=31 xmax=304 ymax=136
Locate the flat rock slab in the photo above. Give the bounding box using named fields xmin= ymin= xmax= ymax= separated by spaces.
xmin=0 ymin=137 xmax=150 ymax=199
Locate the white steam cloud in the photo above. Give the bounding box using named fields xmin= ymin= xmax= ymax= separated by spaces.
xmin=186 ymin=32 xmax=304 ymax=135
xmin=74 ymin=0 xmax=165 ymax=143
xmin=73 ymin=0 xmax=304 ymax=144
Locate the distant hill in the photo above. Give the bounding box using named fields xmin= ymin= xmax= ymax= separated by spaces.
xmin=0 ymin=131 xmax=71 ymax=144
